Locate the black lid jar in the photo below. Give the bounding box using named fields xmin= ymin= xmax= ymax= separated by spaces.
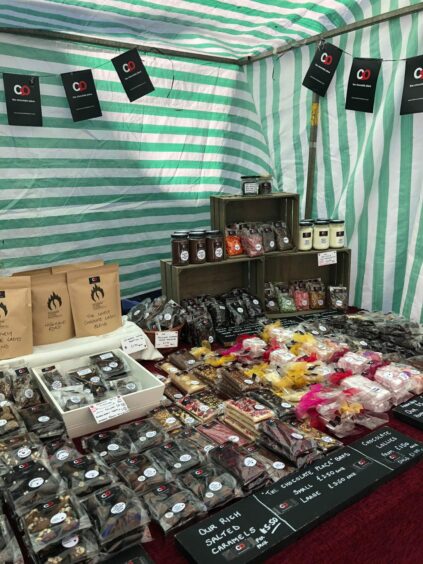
xmin=171 ymin=232 xmax=189 ymax=266
xmin=206 ymin=230 xmax=224 ymax=262
xmin=188 ymin=231 xmax=207 ymax=264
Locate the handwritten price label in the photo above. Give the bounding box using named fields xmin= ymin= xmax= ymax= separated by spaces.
xmin=121 ymin=335 xmax=147 ymax=355
xmin=318 ymin=251 xmax=337 ymax=267
xmin=89 ymin=395 xmax=129 ymax=424
xmin=155 ymin=331 xmax=178 ymax=349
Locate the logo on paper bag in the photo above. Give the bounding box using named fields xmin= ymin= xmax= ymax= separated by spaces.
xmin=47 ymin=292 xmax=62 ymax=310
xmin=90 ymin=283 xmax=104 ymax=302
xmin=0 ymin=303 xmax=8 ymax=318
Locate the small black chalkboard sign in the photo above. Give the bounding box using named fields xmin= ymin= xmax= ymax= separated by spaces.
xmin=393 ymin=394 xmax=423 ymax=430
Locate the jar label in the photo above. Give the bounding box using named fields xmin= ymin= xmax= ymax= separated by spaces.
xmin=180 ymin=250 xmax=189 ymax=261
xmin=197 ymin=250 xmax=206 ymax=260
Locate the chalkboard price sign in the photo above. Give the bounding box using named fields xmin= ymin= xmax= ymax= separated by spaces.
xmin=393 ymin=394 xmax=423 ymax=430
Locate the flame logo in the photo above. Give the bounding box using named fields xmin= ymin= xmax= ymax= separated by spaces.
xmin=0 ymin=302 xmax=8 ymax=317
xmin=47 ymin=292 xmax=62 ymax=311
xmin=91 ymin=284 xmax=104 ymax=302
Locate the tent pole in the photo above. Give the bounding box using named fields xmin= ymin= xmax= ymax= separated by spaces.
xmin=304 ymin=91 xmax=320 ymax=218
xmin=241 ymin=3 xmax=423 ymax=65
xmin=0 ymin=28 xmax=241 ymax=66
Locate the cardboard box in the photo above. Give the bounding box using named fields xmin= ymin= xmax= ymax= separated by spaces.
xmin=33 ymin=348 xmax=164 ymax=438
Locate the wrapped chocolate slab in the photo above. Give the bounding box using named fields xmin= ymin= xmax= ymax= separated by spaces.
xmin=0 ymin=371 xmax=13 ymax=402
xmin=84 ymin=430 xmax=135 ymax=464
xmin=164 ymin=383 xmax=186 ymax=402
xmin=0 ymin=514 xmax=24 ymax=564
xmin=122 ymin=418 xmax=167 ymax=454
xmin=150 ymin=407 xmax=183 ymax=433
xmin=198 ymin=420 xmax=250 ymax=447
xmin=170 ymin=371 xmax=207 ymax=394
xmin=143 ymin=482 xmax=206 ymax=534
xmin=68 ymin=366 xmax=108 ymax=399
xmin=3 ymin=459 xmax=65 ymax=514
xmin=181 ymin=463 xmax=243 ymax=510
xmin=258 ymin=419 xmax=320 ymax=468
xmin=340 ymin=375 xmax=391 ymax=412
xmin=12 ymin=367 xmax=44 ymax=409
xmin=193 ymin=364 xmax=220 ymax=389
xmin=42 ymin=436 xmax=81 ymax=469
xmin=58 ymin=455 xmax=115 ymax=498
xmin=174 ymin=428 xmax=217 ymax=457
xmin=109 ymin=377 xmax=139 ymax=396
xmin=90 ymin=351 xmax=128 ymax=380
xmin=176 ymin=393 xmax=220 ymax=423
xmin=167 ymin=350 xmax=201 ymax=371
xmin=292 ymin=420 xmax=343 ymax=453
xmin=148 ymin=438 xmax=202 ymax=474
xmin=247 ymin=390 xmax=295 ymax=419
xmin=167 ymin=404 xmax=199 ymax=427
xmin=241 ymin=443 xmax=295 ymax=482
xmin=113 ymin=453 xmax=171 ymax=496
xmin=217 ymin=365 xmax=261 ymax=397
xmin=0 ymin=403 xmax=26 ymax=438
xmin=83 ymin=484 xmax=150 ymax=553
xmin=58 ymin=389 xmax=94 ymax=411
xmin=20 ymin=403 xmax=64 ymax=440
xmin=21 ymin=493 xmax=91 ymax=554
xmin=33 ymin=530 xmax=98 ymax=564
xmin=210 ymin=443 xmax=270 ymax=492
xmin=0 ymin=432 xmax=43 ymax=473
xmin=40 ymin=366 xmax=71 ymax=392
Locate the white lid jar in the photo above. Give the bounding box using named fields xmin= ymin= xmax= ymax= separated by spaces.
xmin=298 ymin=221 xmax=313 ymax=251
xmin=313 ymin=219 xmax=330 ymax=250
xmin=329 ymin=220 xmax=345 ymax=248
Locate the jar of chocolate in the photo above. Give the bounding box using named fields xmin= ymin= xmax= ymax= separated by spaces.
xmin=206 ymin=230 xmax=224 ymax=262
xmin=171 ymin=232 xmax=189 ymax=266
xmin=189 ymin=231 xmax=207 ymax=264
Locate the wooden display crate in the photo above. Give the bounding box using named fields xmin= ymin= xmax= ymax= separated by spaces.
xmin=211 ymin=192 xmax=299 ymax=258
xmin=265 ymin=248 xmax=351 ymax=318
xmin=161 ymin=256 xmax=264 ymax=303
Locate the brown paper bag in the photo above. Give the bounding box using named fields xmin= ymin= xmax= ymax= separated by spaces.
xmin=51 ymin=259 xmax=104 ymax=274
xmin=31 ymin=274 xmax=75 ymax=346
xmin=0 ymin=277 xmax=33 ymax=359
xmin=67 ymin=264 xmax=122 ymax=337
xmin=13 ymin=267 xmax=52 ymax=277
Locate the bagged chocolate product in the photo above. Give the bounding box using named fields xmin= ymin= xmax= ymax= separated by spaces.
xmin=84 ymin=430 xmax=135 ymax=464
xmin=225 ymin=297 xmax=249 ymax=326
xmin=261 ymin=225 xmax=277 ymax=253
xmin=3 ymin=460 xmax=64 ymax=514
xmin=247 ymin=390 xmax=295 ymax=419
xmin=170 ymin=371 xmax=207 ymax=394
xmin=240 ymin=227 xmax=264 ymax=257
xmin=198 ymin=420 xmax=250 ymax=447
xmin=176 ymin=393 xmax=220 ymax=423
xmin=241 ymin=443 xmax=295 ymax=482
xmin=0 ymin=432 xmax=43 ymax=473
xmin=83 ymin=484 xmax=150 ymax=553
xmin=181 ymin=463 xmax=243 ymax=510
xmin=210 ymin=443 xmax=270 ymax=492
xmin=0 ymin=403 xmax=25 ymax=438
xmin=114 ymin=453 xmax=171 ymax=496
xmin=122 ymin=418 xmax=167 ymax=454
xmin=149 ymin=438 xmax=201 ymax=474
xmin=241 ymin=292 xmax=263 ymax=318
xmin=34 ymin=530 xmax=98 ymax=564
xmin=67 ymin=264 xmax=122 ymax=337
xmin=13 ymin=267 xmax=51 ymax=277
xmin=59 ymin=454 xmax=115 ymax=497
xmin=57 ymin=389 xmax=94 ymax=412
xmin=51 ymin=259 xmax=104 ymax=274
xmin=328 ymin=285 xmax=348 ymax=311
xmin=110 ymin=377 xmax=139 ymax=396
xmin=0 ymin=370 xmax=13 ymax=402
xmin=174 ymin=428 xmax=217 ymax=457
xmin=12 ymin=367 xmax=44 ymax=409
xmin=203 ymin=296 xmax=227 ymax=327
xmin=40 ymin=366 xmax=71 ymax=392
xmin=68 ymin=366 xmax=108 ymax=399
xmin=164 ymin=383 xmax=186 ymax=402
xmin=273 ymin=221 xmax=293 ymax=251
xmin=167 ymin=349 xmax=200 ymax=371
xmin=90 ymin=351 xmax=128 ymax=380
xmin=42 ymin=437 xmax=81 ymax=469
xmin=167 ymin=404 xmax=199 ymax=427
xmin=0 ymin=276 xmax=33 ymax=359
xmin=21 ymin=493 xmax=91 ymax=554
xmin=20 ymin=403 xmax=64 ymax=440
xmin=31 ymin=274 xmax=75 ymax=346
xmin=143 ymin=482 xmax=206 ymax=534
xmin=150 ymin=407 xmax=183 ymax=433
xmin=0 ymin=514 xmax=24 ymax=564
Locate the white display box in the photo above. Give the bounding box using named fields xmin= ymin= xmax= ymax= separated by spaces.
xmin=33 ymin=349 xmax=164 ymax=438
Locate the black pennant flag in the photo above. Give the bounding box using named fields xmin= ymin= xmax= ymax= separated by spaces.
xmin=302 ymin=42 xmax=343 ymax=96
xmin=61 ymin=69 xmax=102 ymax=122
xmin=345 ymin=57 xmax=382 ymax=113
xmin=3 ymin=73 xmax=42 ymax=126
xmin=112 ymin=48 xmax=155 ymax=102
xmin=400 ymin=54 xmax=423 ymax=115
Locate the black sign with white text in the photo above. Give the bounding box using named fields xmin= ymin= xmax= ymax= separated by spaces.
xmin=302 ymin=42 xmax=343 ymax=96
xmin=61 ymin=69 xmax=102 ymax=122
xmin=176 ymin=427 xmax=422 ymax=563
xmin=345 ymin=57 xmax=382 ymax=113
xmin=393 ymin=394 xmax=423 ymax=430
xmin=3 ymin=73 xmax=42 ymax=126
xmin=400 ymin=55 xmax=423 ymax=115
xmin=112 ymin=48 xmax=155 ymax=102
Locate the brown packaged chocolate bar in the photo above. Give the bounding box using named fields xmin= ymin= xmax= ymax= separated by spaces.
xmin=0 ymin=277 xmax=33 ymax=359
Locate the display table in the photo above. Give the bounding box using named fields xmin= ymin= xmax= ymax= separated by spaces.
xmin=142 ymin=414 xmax=422 ymax=564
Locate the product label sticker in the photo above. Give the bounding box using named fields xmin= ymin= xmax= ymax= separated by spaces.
xmin=229 ymin=435 xmax=239 ymax=443
xmin=144 ymin=467 xmax=157 ymax=478
xmin=291 ymin=433 xmax=304 ymax=440
xmin=155 ymin=331 xmax=179 ymax=349
xmin=166 ymin=417 xmax=177 ymax=425
xmin=100 ymin=353 xmax=114 ymax=360
xmin=172 ymin=502 xmax=186 ymax=513
xmin=56 ymin=450 xmax=70 ymax=461
xmin=62 ymin=535 xmax=79 ymax=549
xmin=29 ymin=477 xmax=44 ymax=489
xmin=180 ymin=454 xmax=192 ymax=462
xmin=17 ymin=447 xmax=31 ymax=459
xmin=146 ymin=431 xmax=157 ymax=438
xmin=85 ymin=470 xmax=99 ymax=479
xmin=111 ymin=502 xmax=126 ymax=515
xmin=50 ymin=512 xmax=67 ymax=525
xmin=273 ymin=461 xmax=285 ymax=470
xmin=209 ymin=481 xmax=222 ymax=492
xmin=244 ymin=457 xmax=257 ymax=467
xmin=121 ymin=334 xmax=147 ymax=355
xmin=89 ymin=395 xmax=129 ymax=425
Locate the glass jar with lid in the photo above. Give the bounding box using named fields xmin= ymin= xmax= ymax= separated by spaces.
xmin=313 ymin=219 xmax=330 ymax=250
xmin=206 ymin=230 xmax=224 ymax=262
xmin=298 ymin=221 xmax=313 ymax=251
xmin=329 ymin=219 xmax=345 ymax=248
xmin=171 ymin=231 xmax=189 ymax=266
xmin=188 ymin=231 xmax=207 ymax=264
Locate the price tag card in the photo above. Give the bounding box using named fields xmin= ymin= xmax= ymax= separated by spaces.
xmin=89 ymin=395 xmax=129 ymax=425
xmin=318 ymin=251 xmax=337 ymax=267
xmin=121 ymin=335 xmax=147 ymax=355
xmin=155 ymin=330 xmax=178 ymax=349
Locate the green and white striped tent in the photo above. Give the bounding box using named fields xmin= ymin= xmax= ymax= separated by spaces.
xmin=0 ymin=0 xmax=422 ymax=320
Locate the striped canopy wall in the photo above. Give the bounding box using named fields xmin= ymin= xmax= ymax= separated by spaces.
xmin=0 ymin=1 xmax=422 ymax=320
xmin=247 ymin=6 xmax=423 ymax=321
